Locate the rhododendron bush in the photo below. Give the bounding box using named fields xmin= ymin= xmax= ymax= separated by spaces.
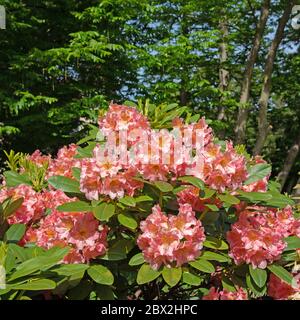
xmin=0 ymin=102 xmax=299 ymax=300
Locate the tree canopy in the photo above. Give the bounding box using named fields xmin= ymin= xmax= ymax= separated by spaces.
xmin=1 ymin=0 xmax=300 ymax=192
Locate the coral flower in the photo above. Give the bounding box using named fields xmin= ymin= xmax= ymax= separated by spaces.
xmin=137 ymin=204 xmax=205 ymax=269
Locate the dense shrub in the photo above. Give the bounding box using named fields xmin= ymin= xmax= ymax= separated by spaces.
xmin=0 ymin=103 xmax=299 ymax=300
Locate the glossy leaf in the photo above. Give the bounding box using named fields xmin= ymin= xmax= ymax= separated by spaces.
xmin=218 ymin=193 xmax=240 ymax=205
xmin=182 ymin=271 xmax=202 ymax=286
xmin=154 ymin=181 xmax=173 ymax=192
xmin=5 ymin=224 xmax=26 ymax=242
xmin=178 ymin=176 xmax=204 ymax=189
xmin=267 ymin=264 xmax=293 ymax=285
xmin=8 ymin=279 xmax=56 ymax=291
xmin=189 ymin=259 xmax=215 ymax=273
xmin=284 ymin=236 xmax=300 ymax=251
xmin=129 ymin=253 xmax=145 ymax=266
xmin=203 ymin=236 xmax=228 ymax=250
xmin=249 ymin=265 xmax=267 ymax=288
xmin=201 ymin=251 xmax=230 ymax=262
xmin=162 ymin=267 xmax=182 ymax=287
xmin=119 ymin=196 xmax=136 ymax=207
xmin=57 ymin=201 xmax=92 ymax=212
xmin=93 ymin=203 xmax=116 ymax=222
xmin=118 ymin=213 xmax=138 ymax=230
xmin=137 ymin=264 xmax=161 ymax=285
xmin=244 ymin=164 xmax=271 ymax=185
xmin=87 ymin=265 xmax=114 ymax=285
xmin=47 ymin=176 xmax=80 ymax=193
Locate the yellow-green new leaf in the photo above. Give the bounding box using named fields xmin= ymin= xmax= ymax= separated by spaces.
xmin=87 ymin=265 xmax=114 ymax=285
xmin=137 ymin=264 xmax=161 ymax=285
xmin=162 ymin=267 xmax=182 ymax=287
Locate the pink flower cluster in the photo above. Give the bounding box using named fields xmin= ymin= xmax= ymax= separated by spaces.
xmin=0 ymin=184 xmax=43 ymax=225
xmin=194 ymin=142 xmax=248 ymax=193
xmin=177 ymin=186 xmax=222 ymax=213
xmin=0 ymin=184 xmax=108 ymax=263
xmin=24 ymin=211 xmax=108 ymax=263
xmin=27 ymin=150 xmax=51 ymax=167
xmin=98 ymin=103 xmax=151 ymax=145
xmin=202 ymin=287 xmax=248 ymax=300
xmin=47 ymin=144 xmax=81 ymax=179
xmin=0 ymin=185 xmax=75 ymax=225
xmin=78 ymin=104 xmax=250 ymax=200
xmin=137 ymin=204 xmax=206 ymax=269
xmin=268 ymin=273 xmax=300 ymax=300
xmin=227 ymin=206 xmax=299 ymax=269
xmin=80 ymin=155 xmax=143 ymax=200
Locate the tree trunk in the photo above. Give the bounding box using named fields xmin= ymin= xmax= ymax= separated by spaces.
xmin=253 ymin=1 xmax=295 ymax=155
xmin=234 ymin=0 xmax=270 ymax=144
xmin=217 ymin=18 xmax=229 ymax=123
xmin=277 ymin=132 xmax=300 ymax=191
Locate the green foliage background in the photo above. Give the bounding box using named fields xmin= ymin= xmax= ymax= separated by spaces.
xmin=0 ymin=0 xmax=300 ymax=191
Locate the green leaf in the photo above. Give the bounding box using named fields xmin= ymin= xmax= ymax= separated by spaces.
xmin=52 ymin=264 xmax=89 ymax=276
xmin=119 ymin=196 xmax=136 ymax=207
xmin=95 ymin=285 xmax=115 ymax=300
xmin=153 ymin=181 xmax=173 ymax=192
xmin=118 ymin=213 xmax=137 ymax=230
xmin=47 ymin=176 xmax=80 ymax=193
xmin=189 ymin=259 xmax=215 ymax=273
xmin=203 ymin=236 xmax=228 ymax=250
xmin=162 ymin=267 xmax=182 ymax=287
xmin=129 ymin=253 xmax=145 ymax=266
xmin=205 ymin=204 xmax=219 ymax=212
xmin=134 ymin=195 xmax=153 ymax=202
xmin=200 ymin=188 xmax=216 ymax=199
xmin=284 ymin=236 xmax=300 ymax=251
xmin=221 ymin=276 xmax=236 ymax=292
xmin=246 ymin=273 xmax=266 ymax=297
xmin=7 ymin=243 xmax=27 ymax=262
xmin=57 ymin=201 xmax=92 ymax=212
xmin=9 ymin=247 xmax=69 ymax=281
xmin=3 ymin=171 xmax=31 ymax=187
xmin=264 ymin=191 xmax=294 ymax=208
xmin=75 ymin=143 xmax=96 ymax=158
xmin=237 ymin=191 xmax=272 ymax=202
xmin=172 ymin=186 xmax=187 ymax=194
xmin=182 ymin=271 xmax=202 ymax=286
xmin=2 ymin=197 xmax=24 ymax=219
xmin=137 ymin=264 xmax=161 ymax=285
xmin=244 ymin=164 xmax=271 ymax=185
xmin=67 ymin=280 xmax=93 ymax=299
xmin=87 ymin=265 xmax=114 ymax=286
xmin=218 ymin=193 xmax=240 ymax=205
xmin=71 ymin=167 xmax=81 ymax=181
xmin=8 ymin=279 xmax=56 ymax=291
xmin=178 ymin=176 xmax=205 ymax=189
xmin=201 ymin=251 xmax=230 ymax=263
xmin=267 ymin=264 xmax=294 ymax=285
xmin=123 ymin=100 xmax=137 ymax=107
xmin=282 ymin=251 xmax=298 ymax=262
xmin=4 ymin=249 xmax=16 ymax=273
xmin=93 ymin=203 xmax=116 ymax=222
xmin=101 ymin=239 xmax=134 ymax=261
xmin=249 ymin=265 xmax=267 ymax=288
xmin=268 ymin=180 xmax=281 ymax=192
xmin=5 ymin=224 xmax=26 ymax=242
